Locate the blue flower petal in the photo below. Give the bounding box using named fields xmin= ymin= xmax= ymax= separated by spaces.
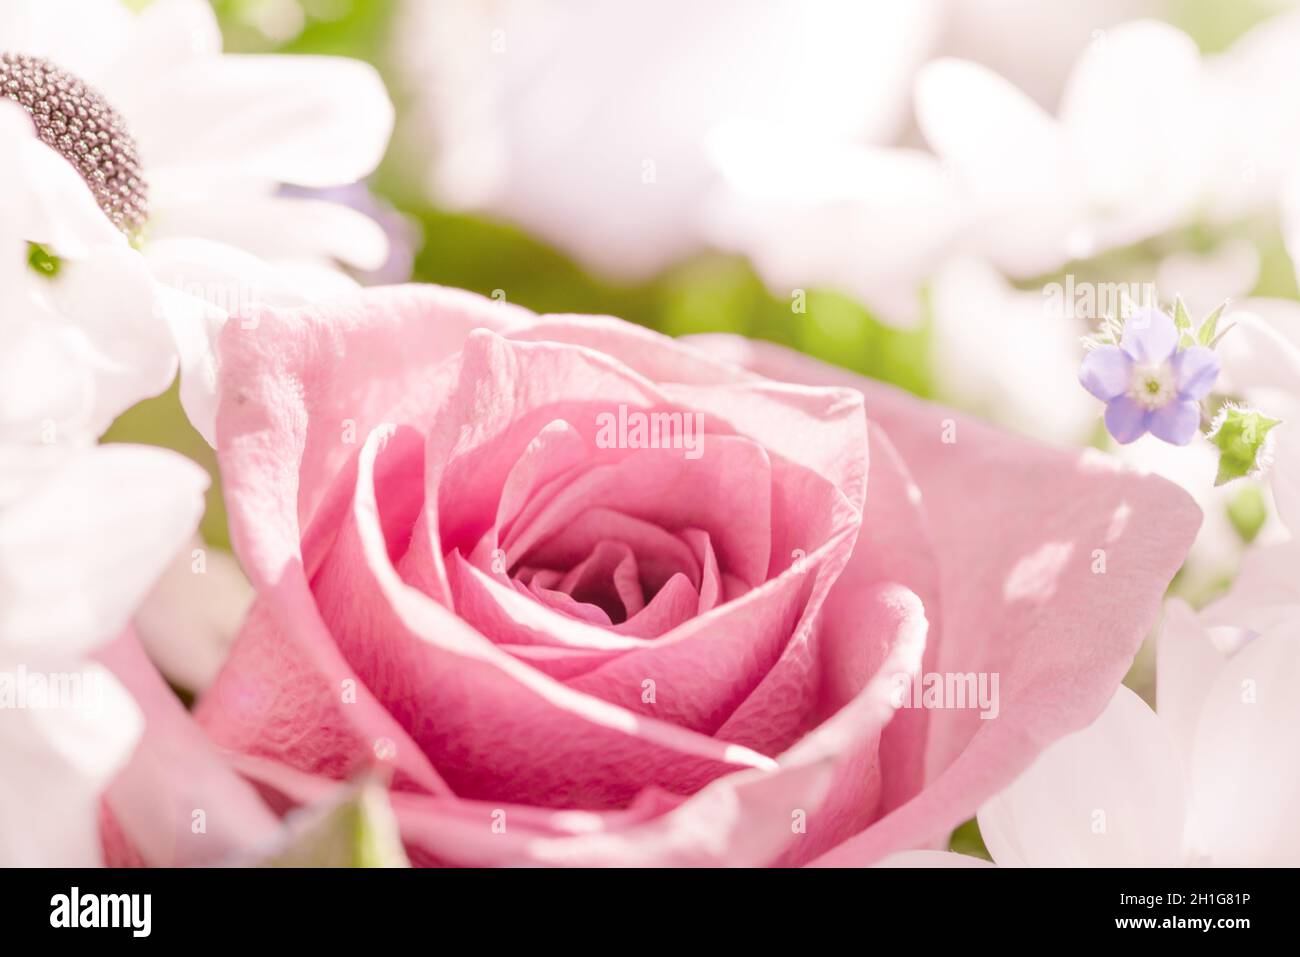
xmin=1148 ymin=399 xmax=1201 ymax=446
xmin=1120 ymin=308 xmax=1179 ymax=364
xmin=1171 ymin=346 xmax=1221 ymax=400
xmin=1104 ymin=395 xmax=1150 ymax=444
xmin=1079 ymin=346 xmax=1134 ymax=400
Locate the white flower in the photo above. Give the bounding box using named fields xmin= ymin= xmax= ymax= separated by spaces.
xmin=0 ymin=101 xmax=171 ymax=445
xmin=903 ymin=8 xmax=1300 ymax=281
xmin=705 ymin=10 xmax=1195 ymax=326
xmin=396 ymin=0 xmax=941 ymax=281
xmin=0 ymin=442 xmax=207 ymax=865
xmin=1 ymin=0 xmax=394 ymax=443
xmin=915 ymin=20 xmax=1215 ymax=279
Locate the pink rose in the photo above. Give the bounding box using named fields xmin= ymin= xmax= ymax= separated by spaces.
xmin=181 ymin=285 xmax=1196 ymax=866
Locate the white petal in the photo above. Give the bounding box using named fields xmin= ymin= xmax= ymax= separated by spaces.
xmin=1216 ymin=302 xmax=1300 ymax=395
xmin=1271 ymin=416 xmax=1300 ymax=535
xmin=0 ymin=316 xmax=96 ymax=445
xmin=915 ymin=58 xmax=1083 ymax=276
xmin=1156 ymin=600 xmax=1226 ymax=761
xmin=703 ymin=127 xmax=961 ymax=326
xmin=145 ymin=236 xmax=336 ymax=309
xmin=132 ymin=54 xmax=393 ymax=188
xmin=977 ymin=686 xmax=1186 ymax=866
xmin=0 ymin=445 xmax=208 ymax=656
xmin=265 ymin=260 xmax=362 ymax=299
xmin=1201 ymin=539 xmax=1300 ymax=636
xmin=99 ymin=0 xmax=222 ymax=115
xmin=0 ymin=0 xmax=132 ymax=83
xmin=0 ymin=443 xmax=85 ymax=508
xmin=133 ymin=537 xmax=254 ymax=693
xmin=152 ymin=194 xmax=389 ymax=271
xmin=146 ymin=239 xmax=358 ymax=444
xmin=0 ymin=102 xmax=122 ymax=255
xmin=1 ymin=132 xmax=170 ymax=444
xmin=1206 ymin=8 xmax=1300 ymax=218
xmin=0 ymin=661 xmax=142 ymax=866
xmin=938 ymin=0 xmax=1155 ymax=108
xmin=45 ymin=244 xmax=178 ymax=436
xmin=1059 ymin=21 xmax=1210 ymax=246
xmin=1186 ymin=624 xmax=1300 ymax=865
xmin=48 ymin=246 xmax=164 ymax=364
xmin=151 ymin=284 xmax=226 ymax=448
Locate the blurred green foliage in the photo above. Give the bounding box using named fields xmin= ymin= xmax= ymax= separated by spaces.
xmin=406 ymin=208 xmax=933 ymax=396
xmin=1170 ymin=0 xmax=1284 ymax=52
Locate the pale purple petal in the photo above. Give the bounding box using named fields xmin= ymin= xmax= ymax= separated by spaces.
xmin=1120 ymin=308 xmax=1179 ymax=364
xmin=1148 ymin=399 xmax=1200 ymax=446
xmin=1171 ymin=346 xmax=1220 ymax=400
xmin=1104 ymin=395 xmax=1150 ymax=443
xmin=1078 ymin=346 xmax=1133 ymax=400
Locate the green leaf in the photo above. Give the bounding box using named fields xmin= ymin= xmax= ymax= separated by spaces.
xmin=1209 ymin=321 xmax=1236 ymax=349
xmin=26 ymin=242 xmax=61 ymax=278
xmin=1197 ymin=302 xmax=1227 ymax=346
xmin=1209 ymin=407 xmax=1281 ymax=486
xmin=259 ymin=780 xmax=409 ymax=868
xmin=949 ymin=818 xmax=992 ymax=862
xmin=1173 ymin=297 xmax=1193 ymax=331
xmin=1226 ymin=484 xmax=1268 ymax=543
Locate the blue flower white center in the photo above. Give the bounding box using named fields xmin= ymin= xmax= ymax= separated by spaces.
xmin=0 ymin=52 xmax=148 ymax=235
xmin=1128 ymin=362 xmax=1176 ymax=410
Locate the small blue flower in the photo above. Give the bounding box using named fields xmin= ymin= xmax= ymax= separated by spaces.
xmin=1079 ymin=307 xmax=1220 ymax=446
